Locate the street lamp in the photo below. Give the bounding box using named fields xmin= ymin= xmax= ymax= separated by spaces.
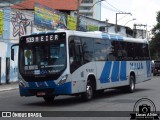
xmin=124 ymin=18 xmax=136 ymax=26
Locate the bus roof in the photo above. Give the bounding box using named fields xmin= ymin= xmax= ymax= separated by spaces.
xmin=26 ymin=30 xmax=148 ymax=44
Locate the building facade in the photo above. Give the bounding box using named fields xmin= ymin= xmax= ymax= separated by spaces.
xmin=79 ymin=0 xmax=101 ymax=20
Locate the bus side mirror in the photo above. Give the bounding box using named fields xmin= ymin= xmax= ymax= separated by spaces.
xmin=11 ymin=43 xmax=19 ymax=61
xmin=11 ymin=48 xmax=14 ymax=61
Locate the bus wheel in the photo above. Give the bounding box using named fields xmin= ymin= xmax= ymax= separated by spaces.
xmin=127 ymin=75 xmax=135 ymax=93
xmin=43 ymin=96 xmax=55 ymax=103
xmin=81 ymin=80 xmax=93 ymax=101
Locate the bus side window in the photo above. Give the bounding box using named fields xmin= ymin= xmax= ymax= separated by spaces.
xmin=116 ymin=42 xmax=127 ymax=61
xmin=94 ymin=39 xmax=107 ymax=61
xmin=81 ymin=37 xmax=94 ymax=63
xmin=69 ymin=37 xmax=83 ymax=73
xmin=142 ymin=44 xmax=150 ymax=60
xmin=107 ymin=41 xmax=116 ymax=61
xmin=127 ymin=43 xmax=135 ymax=60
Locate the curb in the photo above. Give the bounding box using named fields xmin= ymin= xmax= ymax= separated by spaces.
xmin=0 ymin=87 xmax=19 ymax=92
xmin=0 ymin=82 xmax=19 ymax=92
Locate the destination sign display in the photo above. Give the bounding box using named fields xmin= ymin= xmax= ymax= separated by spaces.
xmin=21 ymin=33 xmax=66 ymax=44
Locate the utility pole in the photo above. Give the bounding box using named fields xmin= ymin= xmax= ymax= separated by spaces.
xmin=76 ymin=0 xmax=80 ymax=31
xmin=133 ymin=24 xmax=147 ymax=39
xmin=115 ymin=12 xmax=132 ymax=33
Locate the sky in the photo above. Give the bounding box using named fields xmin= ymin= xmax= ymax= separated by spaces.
xmin=101 ymin=0 xmax=160 ymax=30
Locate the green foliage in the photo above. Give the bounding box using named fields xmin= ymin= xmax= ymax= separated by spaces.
xmin=150 ymin=11 xmax=160 ymax=59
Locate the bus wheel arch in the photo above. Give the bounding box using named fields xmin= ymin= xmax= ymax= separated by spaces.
xmin=81 ymin=74 xmax=96 ymax=101
xmin=88 ymin=75 xmax=96 ymax=91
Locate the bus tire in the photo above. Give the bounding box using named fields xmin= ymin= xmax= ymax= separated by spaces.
xmin=127 ymin=75 xmax=135 ymax=93
xmin=43 ymin=95 xmax=55 ymax=103
xmin=81 ymin=80 xmax=93 ymax=101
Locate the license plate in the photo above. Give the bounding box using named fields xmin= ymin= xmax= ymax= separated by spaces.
xmin=37 ymin=92 xmax=46 ymax=96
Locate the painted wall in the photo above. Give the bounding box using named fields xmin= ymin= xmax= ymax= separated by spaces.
xmin=10 ymin=9 xmax=33 ymax=40
xmin=1 ymin=8 xmax=33 ymax=40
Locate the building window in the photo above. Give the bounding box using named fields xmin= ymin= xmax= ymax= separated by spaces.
xmin=82 ymin=13 xmax=93 ymax=17
xmin=82 ymin=0 xmax=93 ymax=3
xmin=79 ymin=6 xmax=91 ymax=10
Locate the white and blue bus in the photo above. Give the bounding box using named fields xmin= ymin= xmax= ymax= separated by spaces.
xmin=11 ymin=30 xmax=151 ymax=102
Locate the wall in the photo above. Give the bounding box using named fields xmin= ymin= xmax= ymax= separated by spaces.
xmin=1 ymin=8 xmax=33 ymax=40
xmin=3 ymin=8 xmax=10 ymax=40
xmin=0 ymin=41 xmax=18 ymax=83
xmin=10 ymin=9 xmax=33 ymax=40
xmin=0 ymin=8 xmax=33 ymax=83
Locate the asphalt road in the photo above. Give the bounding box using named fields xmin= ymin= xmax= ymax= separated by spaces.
xmin=0 ymin=76 xmax=160 ymax=120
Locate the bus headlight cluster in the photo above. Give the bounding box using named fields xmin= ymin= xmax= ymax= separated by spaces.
xmin=58 ymin=74 xmax=68 ymax=85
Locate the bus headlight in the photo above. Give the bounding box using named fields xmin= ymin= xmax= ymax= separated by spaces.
xmin=58 ymin=74 xmax=68 ymax=85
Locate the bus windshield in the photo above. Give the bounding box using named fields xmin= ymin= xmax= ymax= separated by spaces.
xmin=19 ymin=33 xmax=67 ymax=76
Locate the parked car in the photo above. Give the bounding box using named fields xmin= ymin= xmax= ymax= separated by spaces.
xmin=152 ymin=60 xmax=160 ymax=76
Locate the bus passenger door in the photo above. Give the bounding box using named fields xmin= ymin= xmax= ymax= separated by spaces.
xmin=69 ymin=37 xmax=83 ymax=74
xmin=69 ymin=36 xmax=86 ymax=93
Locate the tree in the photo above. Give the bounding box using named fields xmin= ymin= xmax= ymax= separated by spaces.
xmin=149 ymin=11 xmax=160 ymax=60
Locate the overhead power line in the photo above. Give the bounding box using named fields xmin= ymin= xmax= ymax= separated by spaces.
xmin=101 ymin=3 xmax=119 ymax=12
xmin=105 ymin=0 xmax=123 ymax=12
xmin=117 ymin=14 xmax=129 ymax=21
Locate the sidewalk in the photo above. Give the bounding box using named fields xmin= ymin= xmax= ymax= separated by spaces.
xmin=0 ymin=82 xmax=19 ymax=92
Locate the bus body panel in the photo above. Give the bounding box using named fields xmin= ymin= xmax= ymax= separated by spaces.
xmin=95 ymin=61 xmax=128 ymax=89
xmin=71 ymin=62 xmax=96 ymax=94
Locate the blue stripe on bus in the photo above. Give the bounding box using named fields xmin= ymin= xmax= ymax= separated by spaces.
xmin=100 ymin=61 xmax=112 ymax=83
xmin=102 ymin=33 xmax=124 ymax=41
xmin=117 ymin=36 xmax=123 ymax=41
xmin=55 ymin=82 xmax=72 ymax=95
xmin=111 ymin=61 xmax=119 ymax=82
xmin=28 ymin=81 xmax=56 ymax=88
xmin=27 ymin=81 xmax=72 ymax=95
xmin=28 ymin=82 xmax=37 ymax=88
xmin=120 ymin=61 xmax=127 ymax=81
xmin=110 ymin=35 xmax=117 ymax=40
xmin=102 ymin=34 xmax=109 ymax=39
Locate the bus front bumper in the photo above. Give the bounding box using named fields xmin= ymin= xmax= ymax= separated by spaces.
xmin=19 ymin=81 xmax=72 ymax=97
